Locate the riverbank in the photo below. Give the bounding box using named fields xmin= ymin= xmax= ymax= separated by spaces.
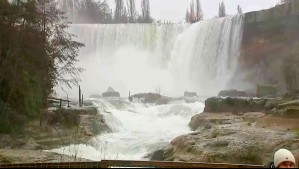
xmin=157 ymin=97 xmax=299 ymax=166
xmin=0 ymin=104 xmax=110 ymax=163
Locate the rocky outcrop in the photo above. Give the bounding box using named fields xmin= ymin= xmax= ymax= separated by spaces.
xmin=0 ymin=149 xmax=91 ymax=163
xmin=184 ymin=91 xmax=198 ymax=98
xmin=218 ymin=89 xmax=247 ymax=97
xmin=203 ymin=97 xmax=266 ymax=113
xmin=164 ymin=112 xmax=299 ymax=165
xmin=102 ymin=87 xmax=120 ymax=98
xmin=233 ymin=0 xmax=299 ymax=94
xmin=28 ymin=107 xmax=111 ymax=150
xmin=245 ymin=0 xmax=299 ymax=24
xmin=131 ymin=93 xmax=162 ymax=104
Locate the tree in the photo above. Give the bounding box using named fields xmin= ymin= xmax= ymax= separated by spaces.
xmin=115 ymin=0 xmax=128 ymax=23
xmin=141 ymin=0 xmax=152 ymax=23
xmin=185 ymin=9 xmax=190 ymax=23
xmin=185 ymin=0 xmax=203 ymax=23
xmin=59 ymin=0 xmax=112 ymax=24
xmin=218 ymin=1 xmax=226 ymax=17
xmin=127 ymin=0 xmax=136 ymax=23
xmin=237 ymin=5 xmax=243 ymax=14
xmin=0 ymin=0 xmax=83 ymax=133
xmin=195 ymin=0 xmax=203 ymax=21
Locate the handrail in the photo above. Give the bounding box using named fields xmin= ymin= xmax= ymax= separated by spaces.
xmin=0 ymin=160 xmax=266 ymax=168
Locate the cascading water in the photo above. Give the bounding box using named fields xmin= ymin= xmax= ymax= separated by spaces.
xmin=170 ymin=15 xmax=244 ymax=97
xmin=49 ymin=98 xmax=205 ymax=160
xmin=52 ymin=15 xmax=244 ymax=161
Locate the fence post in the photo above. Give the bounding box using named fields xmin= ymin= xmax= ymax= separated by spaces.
xmin=79 ymin=86 xmax=81 ymax=107
xmin=60 ymin=98 xmax=62 ymax=108
xmin=67 ymin=94 xmax=70 ymax=108
xmin=82 ymin=94 xmax=84 ymax=107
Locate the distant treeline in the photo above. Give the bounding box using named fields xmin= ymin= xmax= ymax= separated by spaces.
xmin=59 ymin=0 xmax=153 ymax=24
xmin=0 ymin=0 xmax=83 ymax=133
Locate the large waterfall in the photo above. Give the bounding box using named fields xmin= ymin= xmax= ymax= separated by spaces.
xmin=59 ymin=15 xmax=243 ymax=98
xmin=51 ymin=15 xmax=244 ymax=161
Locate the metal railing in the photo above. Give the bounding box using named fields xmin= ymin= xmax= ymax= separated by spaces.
xmin=0 ymin=160 xmax=265 ymax=168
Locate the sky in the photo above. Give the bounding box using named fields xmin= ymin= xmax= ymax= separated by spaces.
xmin=109 ymin=0 xmax=280 ymax=23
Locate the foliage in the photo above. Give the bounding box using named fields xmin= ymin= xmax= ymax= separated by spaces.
xmin=0 ymin=0 xmax=83 ymax=133
xmin=186 ymin=0 xmax=203 ymax=23
xmin=218 ymin=1 xmax=226 ymax=17
xmin=59 ymin=0 xmax=152 ymax=24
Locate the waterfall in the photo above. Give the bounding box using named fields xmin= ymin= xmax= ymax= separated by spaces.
xmin=170 ymin=15 xmax=244 ymax=97
xmin=59 ymin=15 xmax=243 ymax=99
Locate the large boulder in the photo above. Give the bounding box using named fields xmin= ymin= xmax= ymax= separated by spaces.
xmin=164 ymin=112 xmax=298 ymax=165
xmin=204 ymin=97 xmax=266 ymax=113
xmin=131 ymin=93 xmax=162 ymax=104
xmin=184 ymin=91 xmax=198 ymax=97
xmin=102 ymin=87 xmax=120 ymax=98
xmin=218 ymin=89 xmax=247 ymax=97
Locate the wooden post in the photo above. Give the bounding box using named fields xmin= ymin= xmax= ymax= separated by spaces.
xmin=79 ymin=86 xmax=81 ymax=107
xmin=60 ymin=98 xmax=62 ymax=108
xmin=82 ymin=94 xmax=84 ymax=107
xmin=67 ymin=95 xmax=70 ymax=108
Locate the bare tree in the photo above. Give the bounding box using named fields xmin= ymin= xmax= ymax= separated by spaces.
xmin=141 ymin=0 xmax=152 ymax=23
xmin=185 ymin=9 xmax=190 ymax=23
xmin=155 ymin=86 xmax=162 ymax=97
xmin=185 ymin=0 xmax=203 ymax=23
xmin=237 ymin=5 xmax=243 ymax=14
xmin=218 ymin=1 xmax=226 ymax=17
xmin=127 ymin=0 xmax=136 ymax=23
xmin=114 ymin=0 xmax=125 ymax=22
xmin=195 ymin=0 xmax=203 ymax=21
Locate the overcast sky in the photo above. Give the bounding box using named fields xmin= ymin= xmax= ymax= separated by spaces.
xmin=109 ymin=0 xmax=280 ymax=23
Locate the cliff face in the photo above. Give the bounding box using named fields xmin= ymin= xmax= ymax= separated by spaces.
xmin=236 ymin=0 xmax=299 ymax=93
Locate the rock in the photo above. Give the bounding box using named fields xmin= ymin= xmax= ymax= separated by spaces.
xmin=218 ymin=89 xmax=247 ymax=97
xmin=184 ymin=91 xmax=198 ymax=97
xmin=165 ymin=112 xmax=297 ymax=165
xmin=189 ymin=114 xmax=206 ymax=131
xmin=102 ymin=87 xmax=120 ymax=98
xmin=265 ymin=99 xmax=278 ymax=113
xmin=278 ymin=100 xmax=299 ymax=109
xmin=146 ymin=149 xmax=165 ymax=161
xmin=155 ymin=97 xmax=174 ymax=105
xmin=203 ymin=97 xmax=266 ymax=113
xmin=131 ymin=93 xmax=162 ymax=104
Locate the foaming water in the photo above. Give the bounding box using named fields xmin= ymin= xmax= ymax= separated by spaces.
xmin=49 ymin=98 xmax=204 ymax=160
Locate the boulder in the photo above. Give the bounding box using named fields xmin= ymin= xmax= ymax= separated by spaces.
xmin=164 ymin=112 xmax=298 ymax=165
xmin=184 ymin=91 xmax=198 ymax=97
xmin=102 ymin=87 xmax=120 ymax=98
xmin=218 ymin=89 xmax=247 ymax=97
xmin=204 ymin=97 xmax=266 ymax=113
xmin=131 ymin=93 xmax=162 ymax=104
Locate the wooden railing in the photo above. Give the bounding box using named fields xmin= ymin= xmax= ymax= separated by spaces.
xmin=0 ymin=160 xmax=265 ymax=168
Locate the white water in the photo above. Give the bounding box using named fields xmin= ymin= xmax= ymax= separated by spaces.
xmin=56 ymin=15 xmax=243 ymax=98
xmin=52 ymin=15 xmax=244 ymax=161
xmin=170 ymin=15 xmax=244 ymax=97
xmin=49 ymin=98 xmax=204 ymax=160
